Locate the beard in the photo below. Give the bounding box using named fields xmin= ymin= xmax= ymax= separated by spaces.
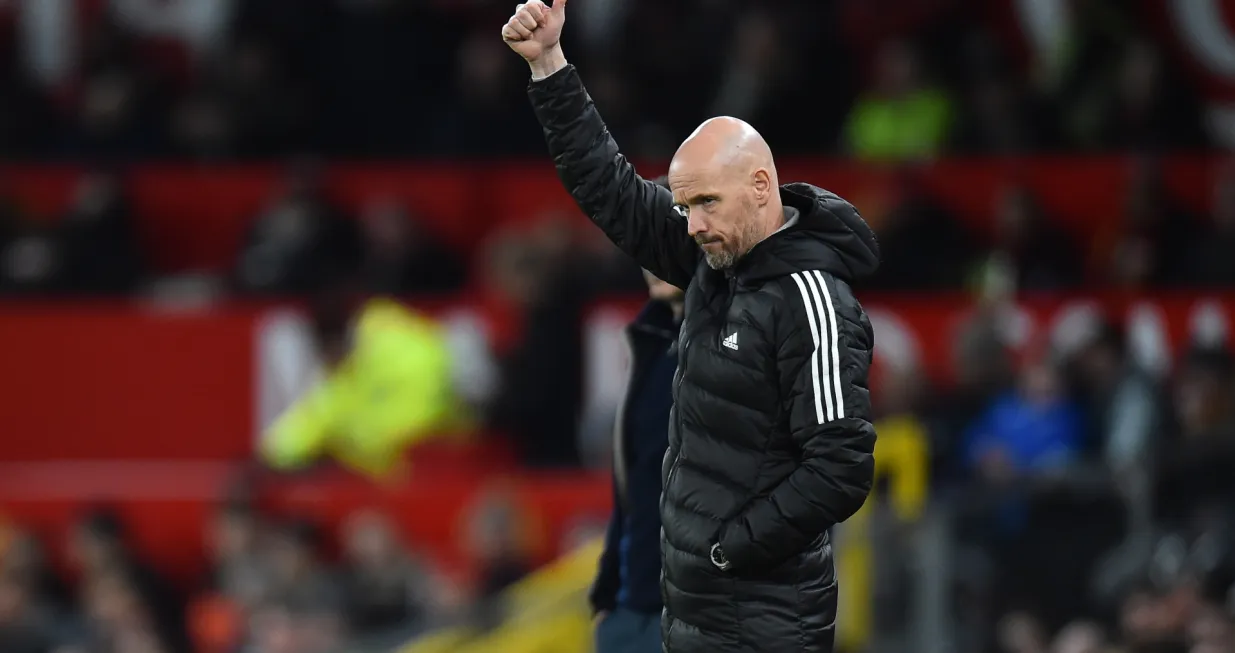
xmin=703 ymin=244 xmax=739 ymax=270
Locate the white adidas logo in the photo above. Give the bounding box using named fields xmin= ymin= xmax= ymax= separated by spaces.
xmin=722 ymin=332 xmax=739 ymax=351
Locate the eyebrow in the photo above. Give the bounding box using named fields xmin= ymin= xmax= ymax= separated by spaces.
xmin=679 ymin=192 xmax=719 ymax=205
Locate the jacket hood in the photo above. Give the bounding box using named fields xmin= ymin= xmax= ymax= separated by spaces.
xmin=735 ymin=183 xmax=881 ymax=284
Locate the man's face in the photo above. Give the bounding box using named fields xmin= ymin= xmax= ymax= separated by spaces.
xmin=668 ymin=164 xmax=763 ymax=270
xmin=643 ymin=269 xmax=683 ymax=302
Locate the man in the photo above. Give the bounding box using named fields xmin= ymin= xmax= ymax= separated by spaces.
xmin=593 ymin=268 xmax=683 ymax=653
xmin=502 ymin=2 xmax=880 ymax=652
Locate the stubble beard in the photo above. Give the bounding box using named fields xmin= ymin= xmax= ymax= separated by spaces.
xmin=704 ymin=246 xmax=738 ymax=270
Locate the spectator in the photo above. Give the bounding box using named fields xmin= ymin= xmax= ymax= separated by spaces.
xmin=463 ymin=487 xmax=534 ymax=629
xmin=971 ymin=186 xmax=1082 ymax=293
xmin=232 ymin=160 xmax=363 ymax=296
xmin=1185 ymin=163 xmax=1235 ymax=287
xmin=1083 ymin=41 xmax=1209 ymax=152
xmin=0 ymin=205 xmax=64 ymax=295
xmin=0 ymin=574 xmax=55 ymax=653
xmin=707 ymin=6 xmax=853 ymax=153
xmin=358 ymin=198 xmax=466 ymax=296
xmin=964 ymin=356 xmax=1085 ymax=493
xmin=928 ymin=299 xmax=1016 ymax=485
xmin=55 ymin=170 xmax=144 ymax=295
xmin=0 ymin=530 xmax=71 ymax=641
xmin=428 ymin=30 xmax=540 ymax=157
xmin=843 ymin=40 xmax=953 ymax=161
xmin=66 ymin=509 xmax=186 ymax=653
xmin=263 ymin=520 xmax=339 ymax=612
xmin=1068 ymin=320 xmax=1163 ymax=474
xmin=865 ymin=168 xmax=979 ymax=290
xmin=203 ymin=501 xmax=268 ymax=601
xmin=65 ymin=15 xmax=165 ymax=158
xmin=78 ymin=569 xmax=169 ymax=653
xmin=1093 ymin=159 xmax=1199 ymax=288
xmin=950 ymin=31 xmax=1059 ymax=155
xmin=0 ymin=27 xmax=57 ymax=158
xmin=484 ymin=224 xmax=587 ymax=468
xmin=339 ymin=510 xmax=451 ymax=637
xmin=189 ymin=37 xmax=316 ymax=159
xmin=1155 ymin=346 xmax=1235 ymax=528
xmin=960 ymin=356 xmax=1088 ymax=624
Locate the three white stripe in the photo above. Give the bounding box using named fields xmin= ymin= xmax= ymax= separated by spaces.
xmin=790 ymin=271 xmax=845 ymax=424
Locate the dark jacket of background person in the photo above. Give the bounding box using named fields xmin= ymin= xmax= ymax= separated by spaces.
xmin=590 ymin=299 xmax=679 ymax=617
xmin=529 ymin=65 xmax=880 ymax=653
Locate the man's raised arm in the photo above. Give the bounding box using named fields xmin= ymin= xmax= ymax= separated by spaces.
xmin=503 ymin=0 xmax=700 ymax=290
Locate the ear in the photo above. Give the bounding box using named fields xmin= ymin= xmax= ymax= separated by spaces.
xmin=752 ymin=168 xmax=773 ymax=205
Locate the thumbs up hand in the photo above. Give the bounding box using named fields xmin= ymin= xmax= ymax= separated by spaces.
xmin=502 ymin=0 xmax=569 ymax=78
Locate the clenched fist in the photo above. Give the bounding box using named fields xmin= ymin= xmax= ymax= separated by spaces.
xmin=502 ymin=0 xmax=568 ymax=77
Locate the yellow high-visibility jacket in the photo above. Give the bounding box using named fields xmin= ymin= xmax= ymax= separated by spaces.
xmin=261 ymin=299 xmax=470 ymax=479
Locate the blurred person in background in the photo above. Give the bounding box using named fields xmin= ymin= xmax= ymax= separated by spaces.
xmin=591 ymin=268 xmax=682 ymax=653
xmin=78 ymin=569 xmax=170 ymax=653
xmin=357 ymin=197 xmax=465 ymax=296
xmin=463 ymin=486 xmax=535 ymax=630
xmin=0 ymin=573 xmax=56 ymax=653
xmin=1084 ymin=41 xmax=1208 ymax=152
xmin=961 ymin=354 xmax=1090 ymax=632
xmin=507 ymin=4 xmax=881 ymax=652
xmin=971 ymin=186 xmax=1081 ymax=293
xmin=243 ymin=599 xmax=345 ymax=653
xmin=65 ymin=14 xmax=166 ymax=158
xmin=1185 ymin=162 xmax=1235 ymax=287
xmin=338 ymin=509 xmax=455 ymax=639
xmin=1094 ymin=159 xmax=1199 ymax=289
xmin=962 ymin=354 xmax=1085 ymax=513
xmin=190 ymin=501 xmax=269 ymax=653
xmin=233 ymin=159 xmax=362 ymax=296
xmin=843 ymin=40 xmax=953 ymax=161
xmin=1068 ymin=320 xmax=1162 ymax=479
xmin=430 ymin=29 xmax=542 ymax=157
xmin=1154 ymin=345 xmax=1235 ymax=530
xmin=55 ymin=169 xmax=145 ymax=295
xmin=263 ymin=520 xmax=340 ymax=614
xmin=949 ymin=29 xmax=1060 ymax=156
xmin=0 ymin=169 xmax=143 ymax=296
xmin=864 ymin=167 xmax=978 ymax=290
xmin=2 ymin=529 xmax=70 ymax=616
xmin=66 ymin=509 xmax=185 ymax=653
xmin=260 ymin=283 xmax=473 ymax=480
xmin=0 ymin=21 xmax=56 ymax=157
xmin=0 ymin=202 xmax=65 ymax=296
xmin=705 ymin=6 xmax=852 ymax=154
xmin=484 ymin=220 xmax=589 ymax=468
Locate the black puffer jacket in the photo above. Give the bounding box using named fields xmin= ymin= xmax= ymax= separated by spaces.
xmin=530 ymin=66 xmax=879 ymax=653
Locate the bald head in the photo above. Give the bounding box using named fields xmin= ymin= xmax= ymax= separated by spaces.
xmin=667 ymin=117 xmax=783 ymax=270
xmin=673 ymin=117 xmax=776 ymax=182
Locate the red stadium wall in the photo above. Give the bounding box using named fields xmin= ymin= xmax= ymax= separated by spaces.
xmin=0 ymin=294 xmax=1230 ymax=461
xmin=0 ymin=157 xmax=1221 ymax=272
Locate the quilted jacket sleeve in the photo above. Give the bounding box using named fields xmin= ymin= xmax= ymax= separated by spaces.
xmin=719 ymin=271 xmax=877 ymax=571
xmin=528 ymin=65 xmax=700 ymax=289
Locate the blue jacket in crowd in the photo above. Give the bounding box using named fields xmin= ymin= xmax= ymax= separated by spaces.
xmin=589 ymin=299 xmax=679 ymax=617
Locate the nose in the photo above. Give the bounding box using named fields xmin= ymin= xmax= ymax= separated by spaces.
xmin=687 ymin=214 xmax=707 ymax=238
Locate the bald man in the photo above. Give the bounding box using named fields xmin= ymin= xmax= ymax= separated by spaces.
xmin=503 ymin=3 xmax=880 ymax=653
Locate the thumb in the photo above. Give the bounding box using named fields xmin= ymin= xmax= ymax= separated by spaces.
xmin=550 ymin=0 xmax=567 ymax=16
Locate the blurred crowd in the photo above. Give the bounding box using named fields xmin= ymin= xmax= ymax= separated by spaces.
xmin=0 ymin=0 xmax=1218 ymax=161
xmin=0 ymin=483 xmax=557 ymax=653
xmin=870 ymin=302 xmax=1235 ymax=653
xmin=2 ymin=1 xmax=1235 ymax=653
xmin=6 ymin=153 xmax=1235 ymax=298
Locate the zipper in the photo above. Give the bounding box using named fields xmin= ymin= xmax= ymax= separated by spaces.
xmin=666 ymin=323 xmax=697 ymax=494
